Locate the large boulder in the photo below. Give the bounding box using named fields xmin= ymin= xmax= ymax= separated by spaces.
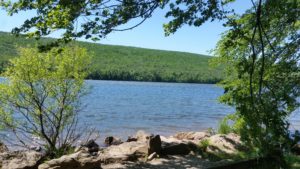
xmin=1 ymin=151 xmax=42 ymax=169
xmin=99 ymin=141 xmax=148 ymax=164
xmin=205 ymin=133 xmax=246 ymax=155
xmin=99 ymin=134 xmax=164 ymax=164
xmin=138 ymin=134 xmax=200 ymax=156
xmin=38 ymin=150 xmax=101 ymax=169
xmin=173 ymin=131 xmax=211 ymax=142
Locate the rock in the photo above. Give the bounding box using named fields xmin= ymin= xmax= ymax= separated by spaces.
xmin=147 ymin=135 xmax=161 ymax=155
xmin=206 ymin=133 xmax=245 ymax=155
xmin=147 ymin=152 xmax=157 ymax=161
xmin=82 ymin=140 xmax=99 ymax=153
xmin=173 ymin=131 xmax=211 ymax=142
xmin=126 ymin=137 xmax=138 ymax=142
xmin=292 ymin=144 xmax=300 ymax=155
xmin=29 ymin=145 xmax=42 ymax=152
xmin=100 ymin=141 xmax=148 ymax=164
xmin=160 ymin=136 xmax=183 ymax=144
xmin=38 ymin=150 xmax=102 ymax=169
xmin=105 ymin=136 xmax=123 ymax=146
xmin=0 ymin=142 xmax=8 ymax=153
xmin=135 ymin=130 xmax=153 ymax=142
xmin=161 ymin=142 xmax=196 ymax=155
xmin=0 ymin=152 xmax=10 ymax=169
xmin=1 ymin=151 xmax=43 ymax=169
xmin=98 ymin=153 xmax=137 ymax=165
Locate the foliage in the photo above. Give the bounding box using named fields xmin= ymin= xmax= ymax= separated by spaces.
xmin=199 ymin=139 xmax=210 ymax=152
xmin=217 ymin=113 xmax=245 ymax=135
xmin=0 ymin=0 xmax=228 ymax=50
xmin=0 ymin=46 xmax=91 ymax=157
xmin=214 ymin=0 xmax=300 ymax=156
xmin=286 ymin=154 xmax=300 ymax=169
xmin=217 ymin=117 xmax=232 ymax=135
xmin=0 ymin=31 xmax=224 ymax=84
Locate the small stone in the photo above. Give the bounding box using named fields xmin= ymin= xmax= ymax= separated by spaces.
xmin=104 ymin=136 xmax=123 ymax=146
xmin=91 ymin=152 xmax=98 ymax=156
xmin=29 ymin=145 xmax=42 ymax=152
xmin=0 ymin=142 xmax=8 ymax=153
xmin=82 ymin=140 xmax=99 ymax=153
xmin=127 ymin=137 xmax=138 ymax=142
xmin=147 ymin=152 xmax=157 ymax=161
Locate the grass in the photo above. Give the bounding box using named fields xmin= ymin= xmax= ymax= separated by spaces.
xmin=286 ymin=154 xmax=300 ymax=169
xmin=198 ymin=139 xmax=300 ymax=169
xmin=0 ymin=31 xmax=224 ymax=83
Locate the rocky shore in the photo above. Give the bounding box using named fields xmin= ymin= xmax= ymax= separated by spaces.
xmin=0 ymin=131 xmax=248 ymax=169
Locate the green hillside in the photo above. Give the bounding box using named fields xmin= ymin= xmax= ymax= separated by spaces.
xmin=0 ymin=31 xmax=223 ymax=83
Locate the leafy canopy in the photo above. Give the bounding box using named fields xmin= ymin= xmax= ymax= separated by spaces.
xmin=0 ymin=0 xmax=228 ymax=50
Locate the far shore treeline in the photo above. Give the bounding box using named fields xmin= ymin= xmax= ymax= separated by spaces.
xmin=0 ymin=31 xmax=223 ymax=84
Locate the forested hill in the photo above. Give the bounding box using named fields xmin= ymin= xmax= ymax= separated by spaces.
xmin=0 ymin=31 xmax=223 ymax=83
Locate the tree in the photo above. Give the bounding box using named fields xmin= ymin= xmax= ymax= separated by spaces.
xmin=0 ymin=46 xmax=91 ymax=157
xmin=0 ymin=0 xmax=227 ymax=50
xmin=213 ymin=0 xmax=300 ymax=159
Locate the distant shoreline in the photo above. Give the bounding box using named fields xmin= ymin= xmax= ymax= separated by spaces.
xmin=85 ymin=76 xmax=221 ymax=84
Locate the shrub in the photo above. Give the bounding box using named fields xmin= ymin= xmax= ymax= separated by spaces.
xmin=217 ymin=113 xmax=246 ymax=135
xmin=199 ymin=139 xmax=210 ymax=152
xmin=0 ymin=46 xmax=91 ymax=158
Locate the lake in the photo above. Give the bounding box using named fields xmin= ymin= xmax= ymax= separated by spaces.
xmin=81 ymin=80 xmax=300 ymax=141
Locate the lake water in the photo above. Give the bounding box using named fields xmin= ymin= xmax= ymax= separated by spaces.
xmin=81 ymin=80 xmax=300 ymax=140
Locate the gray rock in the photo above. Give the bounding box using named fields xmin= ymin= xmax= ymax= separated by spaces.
xmin=1 ymin=151 xmax=43 ymax=169
xmin=104 ymin=136 xmax=123 ymax=146
xmin=205 ymin=133 xmax=246 ymax=155
xmin=100 ymin=141 xmax=148 ymax=164
xmin=38 ymin=150 xmax=102 ymax=169
xmin=29 ymin=145 xmax=42 ymax=152
xmin=0 ymin=142 xmax=8 ymax=153
xmin=173 ymin=131 xmax=211 ymax=141
xmin=126 ymin=137 xmax=138 ymax=142
xmin=82 ymin=140 xmax=99 ymax=153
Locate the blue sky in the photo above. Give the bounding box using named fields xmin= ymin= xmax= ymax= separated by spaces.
xmin=0 ymin=0 xmax=252 ymax=55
